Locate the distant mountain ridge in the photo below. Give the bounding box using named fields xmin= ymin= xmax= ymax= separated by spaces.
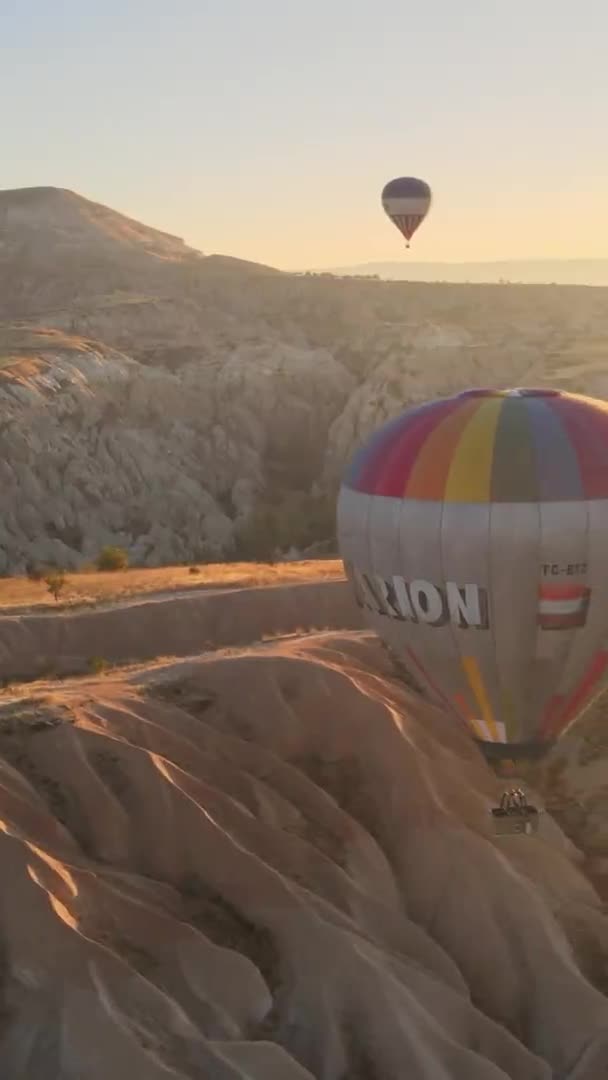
xmin=0 ymin=185 xmax=202 ymax=261
xmin=315 ymin=258 xmax=608 ymax=286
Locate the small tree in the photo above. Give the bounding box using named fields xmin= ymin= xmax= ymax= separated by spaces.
xmin=45 ymin=570 xmax=66 ymax=603
xmin=96 ymin=546 xmax=129 ymax=572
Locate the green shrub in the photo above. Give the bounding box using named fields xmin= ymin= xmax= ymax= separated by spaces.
xmin=96 ymin=546 xmax=129 ymax=572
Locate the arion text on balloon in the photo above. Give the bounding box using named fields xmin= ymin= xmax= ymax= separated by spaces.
xmin=345 ymin=563 xmax=489 ymax=630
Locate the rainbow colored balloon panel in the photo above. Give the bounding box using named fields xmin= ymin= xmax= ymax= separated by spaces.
xmin=343 ymin=388 xmax=608 ymax=502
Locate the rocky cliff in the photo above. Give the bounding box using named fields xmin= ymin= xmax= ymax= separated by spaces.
xmin=1 ymin=630 xmax=608 ymax=1078
xmin=2 ymin=186 xmax=608 ymax=572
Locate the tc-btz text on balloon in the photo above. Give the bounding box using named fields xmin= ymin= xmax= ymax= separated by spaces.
xmin=541 ymin=562 xmax=588 ymax=577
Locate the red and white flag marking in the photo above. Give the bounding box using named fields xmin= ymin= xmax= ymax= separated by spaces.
xmin=538 ymin=583 xmax=590 ymax=630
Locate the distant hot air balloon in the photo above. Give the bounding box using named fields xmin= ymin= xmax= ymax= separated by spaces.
xmin=381 ymin=177 xmax=431 ymax=247
xmin=338 ymin=388 xmax=608 ymax=831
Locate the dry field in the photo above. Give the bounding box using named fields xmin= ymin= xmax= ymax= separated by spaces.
xmin=0 ymin=559 xmax=344 ymax=614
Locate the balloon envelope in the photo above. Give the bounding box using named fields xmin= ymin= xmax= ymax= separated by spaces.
xmin=381 ymin=177 xmax=431 ymax=243
xmin=337 ymin=388 xmax=608 ymax=761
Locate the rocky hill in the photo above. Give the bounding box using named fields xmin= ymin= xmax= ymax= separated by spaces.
xmin=1 ymin=627 xmax=608 ymax=1078
xmin=2 ymin=186 xmax=608 ymax=572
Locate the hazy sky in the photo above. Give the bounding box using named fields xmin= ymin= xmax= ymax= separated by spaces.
xmin=1 ymin=1 xmax=607 ymax=268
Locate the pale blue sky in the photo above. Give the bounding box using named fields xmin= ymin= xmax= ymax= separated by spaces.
xmin=1 ymin=1 xmax=606 ymax=267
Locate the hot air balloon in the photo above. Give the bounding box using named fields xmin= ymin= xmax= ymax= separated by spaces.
xmin=381 ymin=177 xmax=431 ymax=247
xmin=337 ymin=387 xmax=608 ymax=833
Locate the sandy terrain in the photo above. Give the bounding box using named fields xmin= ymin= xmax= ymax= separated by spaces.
xmin=0 ymin=561 xmax=344 ymax=615
xmin=0 ymin=572 xmax=606 ymax=1076
xmin=0 ymin=578 xmax=361 ymax=684
xmin=0 ymin=585 xmax=607 ymax=1076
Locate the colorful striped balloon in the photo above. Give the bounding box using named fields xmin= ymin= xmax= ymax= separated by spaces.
xmin=381 ymin=177 xmax=432 ymax=246
xmin=338 ymin=388 xmax=608 ymax=761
